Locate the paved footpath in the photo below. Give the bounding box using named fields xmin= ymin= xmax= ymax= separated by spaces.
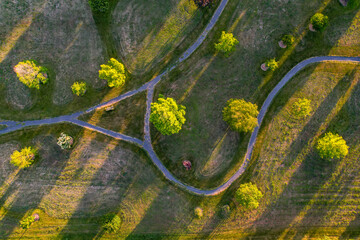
xmin=1 ymin=0 xmax=360 ymax=195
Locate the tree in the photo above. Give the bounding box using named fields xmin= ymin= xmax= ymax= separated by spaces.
xmin=215 ymin=31 xmax=239 ymax=56
xmin=193 ymin=0 xmax=214 ymax=7
xmin=292 ymin=98 xmax=312 ymax=118
xmin=57 ymin=133 xmax=74 ymax=149
xmin=265 ymin=58 xmax=279 ymax=71
xmin=14 ymin=60 xmax=48 ymax=89
xmin=10 ymin=147 xmax=37 ymax=169
xmin=281 ymin=34 xmax=295 ymax=46
xmin=310 ymin=13 xmax=329 ymax=31
xmin=150 ymin=96 xmax=186 ymax=135
xmin=223 ymin=99 xmax=259 ymax=133
xmin=71 ymin=81 xmax=87 ymax=96
xmin=88 ymin=0 xmax=109 ymax=13
xmin=235 ymin=182 xmax=263 ymax=210
xmin=99 ymin=58 xmax=126 ymax=88
xmin=194 ymin=207 xmax=203 ymax=218
xmin=316 ymin=132 xmax=349 ymax=160
xmin=101 ymin=213 xmax=121 ymax=233
xmin=20 ymin=216 xmax=35 ymax=229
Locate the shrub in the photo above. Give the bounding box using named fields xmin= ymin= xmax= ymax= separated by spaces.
xmin=99 ymin=58 xmax=126 ymax=88
xmin=221 ymin=205 xmax=231 ymax=217
xmin=193 ymin=0 xmax=214 ymax=7
xmin=281 ymin=34 xmax=295 ymax=46
xmin=14 ymin=60 xmax=48 ymax=89
xmin=265 ymin=59 xmax=279 ymax=71
xmin=316 ymin=132 xmax=349 ymax=160
xmin=310 ymin=13 xmax=329 ymax=31
xmin=101 ymin=213 xmax=121 ymax=233
xmin=235 ymin=183 xmax=263 ymax=210
xmin=57 ymin=133 xmax=73 ymax=149
xmin=150 ymin=96 xmax=186 ymax=135
xmin=71 ymin=81 xmax=87 ymax=96
xmin=88 ymin=0 xmax=109 ymax=13
xmin=223 ymin=98 xmax=259 ymax=133
xmin=10 ymin=147 xmax=37 ymax=169
xmin=215 ymin=31 xmax=239 ymax=56
xmin=292 ymin=98 xmax=312 ymax=118
xmin=20 ymin=216 xmax=35 ymax=229
xmin=194 ymin=207 xmax=203 ymax=218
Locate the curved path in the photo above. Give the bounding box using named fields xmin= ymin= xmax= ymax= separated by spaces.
xmin=1 ymin=0 xmax=360 ymax=196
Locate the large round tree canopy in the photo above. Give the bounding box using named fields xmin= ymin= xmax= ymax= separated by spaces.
xmin=99 ymin=58 xmax=126 ymax=88
xmin=150 ymin=97 xmax=186 ymax=135
xmin=235 ymin=182 xmax=263 ymax=210
xmin=223 ymin=98 xmax=259 ymax=133
xmin=316 ymin=132 xmax=349 ymax=160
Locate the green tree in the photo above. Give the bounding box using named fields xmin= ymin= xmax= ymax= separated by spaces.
xmin=150 ymin=96 xmax=186 ymax=135
xmin=14 ymin=60 xmax=48 ymax=89
xmin=265 ymin=58 xmax=279 ymax=71
xmin=223 ymin=99 xmax=259 ymax=133
xmin=101 ymin=213 xmax=121 ymax=233
xmin=215 ymin=31 xmax=239 ymax=56
xmin=71 ymin=81 xmax=87 ymax=96
xmin=281 ymin=34 xmax=295 ymax=46
xmin=292 ymin=98 xmax=312 ymax=118
xmin=310 ymin=13 xmax=329 ymax=31
xmin=10 ymin=147 xmax=37 ymax=169
xmin=99 ymin=58 xmax=126 ymax=88
xmin=88 ymin=0 xmax=109 ymax=13
xmin=235 ymin=182 xmax=263 ymax=210
xmin=194 ymin=207 xmax=203 ymax=218
xmin=316 ymin=132 xmax=349 ymax=160
xmin=20 ymin=216 xmax=35 ymax=229
xmin=57 ymin=133 xmax=73 ymax=149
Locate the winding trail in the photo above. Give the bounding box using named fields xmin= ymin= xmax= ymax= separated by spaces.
xmin=1 ymin=0 xmax=360 ymax=196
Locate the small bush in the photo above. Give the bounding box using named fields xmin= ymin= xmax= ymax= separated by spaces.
xmin=14 ymin=60 xmax=48 ymax=89
xmin=215 ymin=31 xmax=239 ymax=56
xmin=281 ymin=34 xmax=295 ymax=46
xmin=101 ymin=213 xmax=121 ymax=233
xmin=310 ymin=13 xmax=329 ymax=31
xmin=265 ymin=59 xmax=279 ymax=71
xmin=10 ymin=147 xmax=37 ymax=169
xmin=88 ymin=0 xmax=109 ymax=13
xmin=193 ymin=0 xmax=214 ymax=7
xmin=99 ymin=58 xmax=126 ymax=88
xmin=292 ymin=98 xmax=312 ymax=118
xmin=57 ymin=133 xmax=73 ymax=149
xmin=71 ymin=81 xmax=87 ymax=96
xmin=20 ymin=216 xmax=35 ymax=229
xmin=221 ymin=205 xmax=231 ymax=217
xmin=194 ymin=207 xmax=203 ymax=218
xmin=316 ymin=132 xmax=349 ymax=160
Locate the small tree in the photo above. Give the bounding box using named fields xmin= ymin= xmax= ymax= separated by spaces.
xmin=88 ymin=0 xmax=109 ymax=13
xmin=194 ymin=207 xmax=203 ymax=218
xmin=150 ymin=96 xmax=186 ymax=135
xmin=14 ymin=60 xmax=48 ymax=89
xmin=57 ymin=133 xmax=74 ymax=149
xmin=235 ymin=183 xmax=263 ymax=210
xmin=10 ymin=147 xmax=37 ymax=169
xmin=281 ymin=34 xmax=295 ymax=46
xmin=265 ymin=59 xmax=279 ymax=71
xmin=20 ymin=215 xmax=35 ymax=229
xmin=223 ymin=99 xmax=259 ymax=133
xmin=316 ymin=132 xmax=349 ymax=160
xmin=193 ymin=0 xmax=214 ymax=7
xmin=292 ymin=98 xmax=312 ymax=118
xmin=310 ymin=13 xmax=329 ymax=31
xmin=101 ymin=213 xmax=121 ymax=233
xmin=71 ymin=81 xmax=87 ymax=96
xmin=99 ymin=58 xmax=126 ymax=88
xmin=215 ymin=31 xmax=239 ymax=56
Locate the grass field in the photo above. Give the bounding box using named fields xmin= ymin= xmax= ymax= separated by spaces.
xmin=0 ymin=0 xmax=360 ymax=239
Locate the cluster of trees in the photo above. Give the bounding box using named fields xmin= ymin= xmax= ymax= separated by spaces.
xmin=14 ymin=60 xmax=48 ymax=89
xmin=88 ymin=0 xmax=109 ymax=13
xmin=99 ymin=58 xmax=127 ymax=88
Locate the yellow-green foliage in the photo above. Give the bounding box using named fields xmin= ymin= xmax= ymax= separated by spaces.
xmin=265 ymin=58 xmax=279 ymax=71
xmin=316 ymin=132 xmax=349 ymax=160
xmin=311 ymin=13 xmax=329 ymax=31
xmin=14 ymin=60 xmax=48 ymax=89
xmin=101 ymin=213 xmax=121 ymax=233
xmin=235 ymin=182 xmax=263 ymax=210
xmin=194 ymin=207 xmax=203 ymax=218
xmin=19 ymin=215 xmax=35 ymax=229
xmin=71 ymin=81 xmax=87 ymax=96
xmin=99 ymin=58 xmax=126 ymax=88
xmin=150 ymin=96 xmax=186 ymax=135
xmin=292 ymin=98 xmax=312 ymax=118
xmin=214 ymin=31 xmax=239 ymax=56
xmin=10 ymin=146 xmax=37 ymax=169
xmin=223 ymin=98 xmax=259 ymax=133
